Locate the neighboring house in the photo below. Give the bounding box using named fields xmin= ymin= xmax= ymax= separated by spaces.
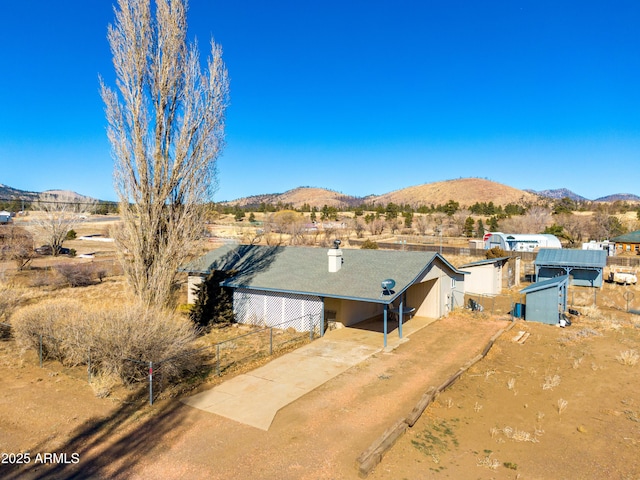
xmin=484 ymin=232 xmax=562 ymax=252
xmin=611 ymin=230 xmax=640 ymax=255
xmin=520 ymin=275 xmax=569 ymax=325
xmin=460 ymin=256 xmax=520 ymax=295
xmin=180 ymin=244 xmax=467 ymax=346
xmin=0 ymin=211 xmax=12 ymax=224
xmin=534 ymin=248 xmax=607 ymax=287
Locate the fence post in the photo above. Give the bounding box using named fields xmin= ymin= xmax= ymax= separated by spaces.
xmin=216 ymin=344 xmax=220 ymax=376
xmin=149 ymin=361 xmax=153 ymax=406
xmin=39 ymin=334 xmax=43 ymax=368
xmin=309 ymin=315 xmax=313 ymax=341
xmin=270 ymin=328 xmax=273 ymax=355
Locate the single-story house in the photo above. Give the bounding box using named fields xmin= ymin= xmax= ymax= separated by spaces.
xmin=484 ymin=232 xmax=562 ymax=252
xmin=520 ymin=275 xmax=569 ymax=325
xmin=460 ymin=256 xmax=520 ymax=295
xmin=535 ymin=248 xmax=607 ymax=287
xmin=180 ymin=244 xmax=467 ymax=347
xmin=611 ymin=230 xmax=640 ymax=255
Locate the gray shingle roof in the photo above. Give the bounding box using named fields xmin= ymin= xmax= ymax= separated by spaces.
xmin=534 ymin=248 xmax=607 ymax=268
xmin=180 ymin=245 xmax=464 ymax=303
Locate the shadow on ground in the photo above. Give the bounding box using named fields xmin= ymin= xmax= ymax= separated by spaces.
xmin=4 ymin=388 xmax=190 ymax=480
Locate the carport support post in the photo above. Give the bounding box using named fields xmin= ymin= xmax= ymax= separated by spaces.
xmin=383 ymin=305 xmax=388 ymax=348
xmin=398 ymin=299 xmax=404 ymax=339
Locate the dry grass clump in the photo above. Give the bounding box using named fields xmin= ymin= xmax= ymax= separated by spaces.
xmin=558 ymin=328 xmax=601 ymax=345
xmin=616 ymin=349 xmax=639 ymax=366
xmin=498 ymin=426 xmax=540 ymax=443
xmin=542 ymin=374 xmax=561 ymax=390
xmin=10 ymin=298 xmax=203 ymax=386
xmin=476 ymin=455 xmax=500 ymax=469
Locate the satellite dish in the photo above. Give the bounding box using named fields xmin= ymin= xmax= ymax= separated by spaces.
xmin=381 ymin=278 xmax=396 ymax=295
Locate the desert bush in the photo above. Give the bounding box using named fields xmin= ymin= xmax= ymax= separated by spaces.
xmin=0 ymin=282 xmax=20 ymax=322
xmin=616 ymin=349 xmax=639 ymax=366
xmin=89 ymin=304 xmax=203 ymax=384
xmin=54 ymin=263 xmax=98 ymax=287
xmin=360 ymin=239 xmax=379 ymax=249
xmin=11 ymin=299 xmax=203 ymax=385
xmin=11 ymin=299 xmax=84 ymax=362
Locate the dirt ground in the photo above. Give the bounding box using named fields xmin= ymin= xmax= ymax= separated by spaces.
xmin=1 ymin=312 xmax=507 ymax=480
xmin=2 ymin=228 xmax=640 ymax=479
xmin=3 ymin=301 xmax=639 ymax=480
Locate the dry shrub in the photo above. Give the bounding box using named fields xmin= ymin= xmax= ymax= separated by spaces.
xmin=0 ymin=282 xmax=21 ymax=322
xmin=616 ymin=349 xmax=639 ymax=366
xmin=11 ymin=299 xmax=84 ymax=362
xmin=89 ymin=304 xmax=203 ymax=384
xmin=54 ymin=263 xmax=99 ymax=287
xmin=11 ymin=299 xmax=203 ymax=385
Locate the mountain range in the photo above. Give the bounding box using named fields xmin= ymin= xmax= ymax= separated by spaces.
xmin=227 ymin=179 xmax=640 ymax=209
xmin=1 ymin=180 xmax=639 ymax=209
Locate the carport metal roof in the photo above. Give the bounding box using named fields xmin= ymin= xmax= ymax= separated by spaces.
xmin=534 ymin=248 xmax=606 ymax=268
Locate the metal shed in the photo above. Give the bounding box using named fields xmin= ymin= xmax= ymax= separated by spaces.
xmin=535 ymin=248 xmax=606 ymax=287
xmin=520 ymin=275 xmax=568 ymax=325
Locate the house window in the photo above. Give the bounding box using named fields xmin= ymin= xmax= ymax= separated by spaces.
xmin=451 ymin=278 xmax=456 ymax=289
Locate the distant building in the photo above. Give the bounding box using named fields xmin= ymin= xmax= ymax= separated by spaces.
xmin=0 ymin=211 xmax=12 ymax=224
xmin=484 ymin=232 xmax=562 ymax=252
xmin=582 ymin=240 xmax=616 ymax=256
xmin=611 ymin=230 xmax=640 ymax=255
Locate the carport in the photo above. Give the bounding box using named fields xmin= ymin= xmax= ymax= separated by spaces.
xmin=535 ymin=248 xmax=606 ymax=287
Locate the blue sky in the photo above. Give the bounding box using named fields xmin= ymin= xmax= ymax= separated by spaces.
xmin=1 ymin=1 xmax=639 ymax=202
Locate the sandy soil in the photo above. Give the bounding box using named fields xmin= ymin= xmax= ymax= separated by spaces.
xmin=1 ymin=314 xmax=506 ymax=479
xmin=1 ymin=238 xmax=639 ymax=479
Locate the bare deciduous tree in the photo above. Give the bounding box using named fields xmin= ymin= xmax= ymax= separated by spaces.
xmin=31 ymin=194 xmax=94 ymax=256
xmin=101 ymin=0 xmax=230 ymax=306
xmin=0 ymin=225 xmax=34 ymax=270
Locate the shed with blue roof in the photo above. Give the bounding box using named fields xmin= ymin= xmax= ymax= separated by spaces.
xmin=520 ymin=275 xmax=569 ymax=325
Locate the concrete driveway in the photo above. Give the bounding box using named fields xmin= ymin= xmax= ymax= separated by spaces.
xmin=182 ymin=316 xmax=435 ymax=430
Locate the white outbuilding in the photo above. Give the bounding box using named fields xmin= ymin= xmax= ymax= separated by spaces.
xmin=484 ymin=232 xmax=561 ymax=252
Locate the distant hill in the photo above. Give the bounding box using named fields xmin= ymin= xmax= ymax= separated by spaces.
xmin=0 ymin=183 xmax=39 ymax=201
xmin=371 ymin=178 xmax=540 ymax=208
xmin=595 ymin=193 xmax=640 ymax=203
xmin=38 ymin=190 xmax=96 ymax=203
xmin=527 ymin=188 xmax=588 ymax=202
xmin=228 ymin=187 xmax=361 ymax=209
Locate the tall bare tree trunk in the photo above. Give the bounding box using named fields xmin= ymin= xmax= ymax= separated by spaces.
xmin=101 ymin=0 xmax=229 ymax=307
